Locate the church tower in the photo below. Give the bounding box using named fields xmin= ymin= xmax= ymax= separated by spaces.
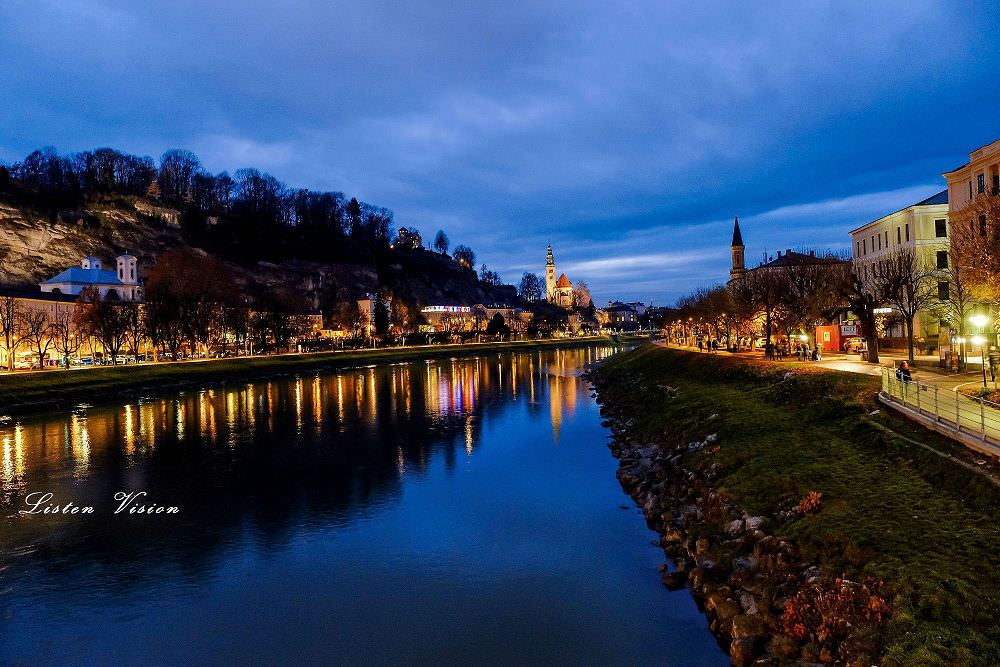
xmin=729 ymin=217 xmax=746 ymax=281
xmin=545 ymin=244 xmax=557 ymax=302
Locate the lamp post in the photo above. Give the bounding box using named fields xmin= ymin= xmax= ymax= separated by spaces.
xmin=969 ymin=313 xmax=991 ymax=389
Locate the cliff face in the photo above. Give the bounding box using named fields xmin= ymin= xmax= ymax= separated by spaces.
xmin=0 ymin=199 xmax=523 ymax=315
xmin=0 ymin=202 xmax=184 ymax=287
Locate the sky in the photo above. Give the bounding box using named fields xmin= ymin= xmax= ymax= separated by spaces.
xmin=2 ymin=1 xmax=999 ymax=306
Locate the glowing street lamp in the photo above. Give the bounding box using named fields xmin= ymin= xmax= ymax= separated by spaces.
xmin=968 ymin=314 xmax=992 ymax=388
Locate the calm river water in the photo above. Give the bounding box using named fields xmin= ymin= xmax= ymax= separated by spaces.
xmin=0 ymin=345 xmax=724 ymax=665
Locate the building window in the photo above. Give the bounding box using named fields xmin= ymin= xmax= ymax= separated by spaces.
xmin=936 ymin=250 xmax=949 ymax=269
xmin=935 ymin=218 xmax=947 ymax=237
xmin=905 ymin=224 xmax=909 ymax=242
xmin=855 ymin=240 xmax=860 ymax=257
xmin=970 ymin=181 xmax=974 ymax=199
xmin=877 ymin=234 xmax=881 ymax=250
xmin=938 ymin=281 xmax=949 ymax=301
xmin=863 ymin=239 xmax=867 ymax=254
xmin=980 ymin=215 xmax=988 ymax=236
xmin=994 ymin=172 xmax=1000 ymax=193
xmin=885 ymin=230 xmax=888 ymax=247
xmin=897 ymin=227 xmax=901 ymax=244
xmin=978 ymin=173 xmax=986 ymax=194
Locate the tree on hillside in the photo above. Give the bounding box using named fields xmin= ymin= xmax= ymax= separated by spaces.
xmin=453 ymin=245 xmax=476 ymax=270
xmin=158 ymin=149 xmax=201 ymax=203
xmin=479 ymin=264 xmax=501 ymax=286
xmin=518 ymin=272 xmax=543 ymax=301
xmin=434 ymin=230 xmax=449 ymax=254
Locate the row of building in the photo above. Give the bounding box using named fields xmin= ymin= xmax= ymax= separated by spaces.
xmin=727 ymin=137 xmax=1000 ymax=355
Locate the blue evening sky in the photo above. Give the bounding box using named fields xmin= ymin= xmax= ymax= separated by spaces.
xmin=1 ymin=1 xmax=998 ymax=305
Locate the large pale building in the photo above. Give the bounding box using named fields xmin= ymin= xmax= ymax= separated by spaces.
xmin=849 ymin=190 xmax=950 ymax=340
xmin=943 ymin=138 xmax=1000 ymax=211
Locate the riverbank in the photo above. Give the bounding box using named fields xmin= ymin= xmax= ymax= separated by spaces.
xmin=0 ymin=336 xmax=634 ymax=417
xmin=588 ymin=345 xmax=999 ymax=666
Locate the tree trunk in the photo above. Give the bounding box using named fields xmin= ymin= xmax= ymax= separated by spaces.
xmin=906 ymin=316 xmax=916 ymax=363
xmin=863 ymin=313 xmax=880 ymax=364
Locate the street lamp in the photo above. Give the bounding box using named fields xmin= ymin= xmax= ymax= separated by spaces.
xmin=968 ymin=314 xmax=992 ymax=388
xmin=973 ymin=335 xmax=988 ymax=388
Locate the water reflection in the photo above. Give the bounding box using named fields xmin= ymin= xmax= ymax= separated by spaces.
xmin=0 ymin=345 xmax=619 ymax=554
xmin=0 ymin=344 xmax=724 ymax=666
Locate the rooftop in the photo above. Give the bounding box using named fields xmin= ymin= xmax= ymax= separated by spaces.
xmin=849 ymin=189 xmax=948 ymax=235
xmin=42 ymin=267 xmax=126 ymax=285
xmin=757 ymin=250 xmax=846 ymax=269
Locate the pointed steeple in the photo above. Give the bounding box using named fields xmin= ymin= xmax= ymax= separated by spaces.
xmin=731 ymin=216 xmax=744 ymax=247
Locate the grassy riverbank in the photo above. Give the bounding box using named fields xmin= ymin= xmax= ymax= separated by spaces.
xmin=594 ymin=345 xmax=999 ymax=666
xmin=0 ymin=336 xmax=625 ymax=416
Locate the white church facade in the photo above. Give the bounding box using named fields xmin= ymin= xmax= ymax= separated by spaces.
xmin=40 ymin=253 xmax=144 ymax=300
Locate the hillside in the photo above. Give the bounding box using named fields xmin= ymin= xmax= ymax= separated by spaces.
xmin=0 ymin=194 xmax=530 ymax=319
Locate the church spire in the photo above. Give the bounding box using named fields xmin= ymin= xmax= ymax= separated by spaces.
xmin=729 ymin=216 xmax=746 ymax=281
xmin=731 ymin=216 xmax=744 ymax=247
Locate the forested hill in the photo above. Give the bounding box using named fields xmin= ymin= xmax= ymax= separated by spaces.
xmin=0 ymin=146 xmax=526 ymax=318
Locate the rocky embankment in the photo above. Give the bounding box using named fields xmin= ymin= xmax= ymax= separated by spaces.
xmin=588 ymin=368 xmax=884 ymax=666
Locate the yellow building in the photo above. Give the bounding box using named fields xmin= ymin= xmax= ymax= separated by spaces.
xmin=849 ymin=190 xmax=950 ymax=340
xmin=943 ymin=138 xmax=1000 ymax=211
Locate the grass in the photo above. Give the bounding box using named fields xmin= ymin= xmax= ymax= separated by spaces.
xmin=0 ymin=337 xmax=623 ymax=415
xmin=594 ymin=345 xmax=1000 ymax=667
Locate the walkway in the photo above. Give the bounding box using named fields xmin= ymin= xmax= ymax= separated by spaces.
xmin=657 ymin=340 xmax=1000 ymax=458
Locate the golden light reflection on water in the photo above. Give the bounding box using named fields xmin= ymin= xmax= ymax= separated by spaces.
xmin=0 ymin=346 xmax=625 ymax=490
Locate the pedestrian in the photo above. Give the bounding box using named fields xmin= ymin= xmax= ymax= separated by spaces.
xmin=697 ymin=339 xmax=702 ymax=352
xmin=989 ymin=346 xmax=999 ymax=383
xmin=712 ymin=339 xmax=719 ymax=352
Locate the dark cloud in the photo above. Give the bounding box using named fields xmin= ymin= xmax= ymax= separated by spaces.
xmin=2 ymin=0 xmax=998 ymax=304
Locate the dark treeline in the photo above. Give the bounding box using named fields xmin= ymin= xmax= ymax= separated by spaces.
xmin=0 ymin=146 xmax=395 ymax=265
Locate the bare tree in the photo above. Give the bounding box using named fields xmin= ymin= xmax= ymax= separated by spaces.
xmin=18 ymin=309 xmax=55 ymax=369
xmin=781 ymin=259 xmax=845 ymax=347
xmin=518 ymin=272 xmax=543 ymax=302
xmin=433 ymin=230 xmax=449 ymax=254
xmin=731 ymin=268 xmax=786 ymax=347
xmin=121 ymin=301 xmax=147 ymax=358
xmin=572 ymin=281 xmax=593 ymax=308
xmin=51 ymin=306 xmax=83 ymax=367
xmin=76 ymin=287 xmax=128 ymax=364
xmin=0 ymin=296 xmax=27 ymax=370
xmin=879 ymin=247 xmax=940 ymax=362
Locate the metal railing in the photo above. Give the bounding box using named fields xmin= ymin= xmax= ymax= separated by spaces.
xmin=881 ymin=369 xmax=1000 ymax=445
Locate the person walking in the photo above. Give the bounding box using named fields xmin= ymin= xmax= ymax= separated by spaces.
xmin=697 ymin=339 xmax=703 ymax=352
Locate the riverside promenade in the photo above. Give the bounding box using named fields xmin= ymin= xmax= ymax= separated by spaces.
xmin=659 ymin=341 xmax=1000 ymax=459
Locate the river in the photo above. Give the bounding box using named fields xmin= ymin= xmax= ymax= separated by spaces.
xmin=0 ymin=344 xmax=724 ymax=665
